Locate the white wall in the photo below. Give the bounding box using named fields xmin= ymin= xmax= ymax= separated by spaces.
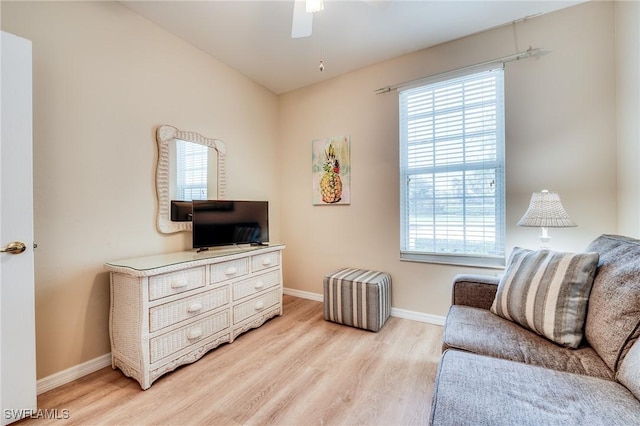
xmin=279 ymin=1 xmax=619 ymax=317
xmin=1 ymin=1 xmax=280 ymax=378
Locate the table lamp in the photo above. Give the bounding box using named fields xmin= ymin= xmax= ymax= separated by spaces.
xmin=517 ymin=190 xmax=576 ymax=249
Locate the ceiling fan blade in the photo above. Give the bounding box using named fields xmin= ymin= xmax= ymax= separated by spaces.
xmin=291 ymin=0 xmax=313 ymax=38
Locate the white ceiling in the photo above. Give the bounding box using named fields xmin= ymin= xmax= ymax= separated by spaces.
xmin=121 ymin=0 xmax=584 ymax=94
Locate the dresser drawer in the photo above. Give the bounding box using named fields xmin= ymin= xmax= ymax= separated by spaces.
xmin=148 ymin=267 xmax=206 ymax=301
xmin=251 ymin=252 xmax=280 ymax=272
xmin=211 ymin=258 xmax=250 ymax=283
xmin=233 ymin=289 xmax=281 ymax=324
xmin=149 ymin=286 xmax=229 ymax=332
xmin=149 ymin=310 xmax=230 ymax=363
xmin=232 ymin=270 xmax=280 ymax=301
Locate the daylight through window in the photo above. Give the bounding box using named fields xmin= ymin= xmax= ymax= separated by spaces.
xmin=399 ymin=67 xmax=505 ymax=267
xmin=176 ymin=140 xmax=208 ymax=201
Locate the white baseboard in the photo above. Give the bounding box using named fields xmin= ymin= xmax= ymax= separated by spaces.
xmin=283 ymin=287 xmax=446 ymax=326
xmin=38 ymin=290 xmax=444 ymax=394
xmin=390 ymin=307 xmax=446 ymax=326
xmin=283 ymin=287 xmax=323 ymax=301
xmin=37 ymin=353 xmax=112 ymax=395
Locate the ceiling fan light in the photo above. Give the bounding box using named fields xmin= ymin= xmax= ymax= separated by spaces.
xmin=306 ymin=0 xmax=324 ymax=13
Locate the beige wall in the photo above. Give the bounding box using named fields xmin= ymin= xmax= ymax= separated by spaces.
xmin=1 ymin=1 xmax=281 ymax=378
xmin=279 ymin=1 xmax=619 ymax=316
xmin=615 ymin=0 xmax=640 ymax=236
xmin=2 ymin=0 xmax=637 ymax=381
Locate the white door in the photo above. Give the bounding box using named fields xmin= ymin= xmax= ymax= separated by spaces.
xmin=0 ymin=31 xmax=37 ymax=425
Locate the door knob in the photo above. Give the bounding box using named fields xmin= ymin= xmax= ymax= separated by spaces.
xmin=0 ymin=241 xmax=26 ymax=255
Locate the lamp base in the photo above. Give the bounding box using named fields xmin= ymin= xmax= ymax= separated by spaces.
xmin=539 ymin=227 xmax=551 ymax=249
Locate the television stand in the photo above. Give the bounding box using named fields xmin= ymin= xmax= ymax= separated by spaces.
xmin=105 ymin=244 xmax=285 ymax=389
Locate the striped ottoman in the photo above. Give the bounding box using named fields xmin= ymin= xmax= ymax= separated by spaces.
xmin=323 ymin=268 xmax=391 ymax=332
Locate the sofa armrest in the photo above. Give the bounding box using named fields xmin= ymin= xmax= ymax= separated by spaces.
xmin=451 ymin=274 xmax=500 ymax=310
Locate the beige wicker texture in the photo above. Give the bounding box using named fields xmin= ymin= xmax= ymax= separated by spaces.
xmin=251 ymin=252 xmax=281 ymax=271
xmin=232 ymin=305 xmax=282 ymax=339
xmin=517 ymin=191 xmax=577 ymax=228
xmin=149 ymin=287 xmax=230 ymax=332
xmin=110 ymin=273 xmax=144 ymax=366
xmin=112 ymin=356 xmax=141 ymax=384
xmin=148 ymin=266 xmax=206 ymax=301
xmin=233 ymin=288 xmax=281 ymax=324
xmin=148 ymin=333 xmax=231 ymax=384
xmin=155 ymin=124 xmax=227 ymax=234
xmin=211 ymin=258 xmax=250 ymax=283
xmin=106 ymin=245 xmax=285 ymax=389
xmin=232 ymin=270 xmax=280 ymax=301
xmin=150 ymin=310 xmax=229 ymax=363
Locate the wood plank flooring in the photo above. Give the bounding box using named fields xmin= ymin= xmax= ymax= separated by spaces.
xmin=18 ymin=296 xmax=444 ymax=425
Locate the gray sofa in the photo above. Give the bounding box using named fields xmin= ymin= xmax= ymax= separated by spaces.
xmin=430 ymin=234 xmax=640 ymax=425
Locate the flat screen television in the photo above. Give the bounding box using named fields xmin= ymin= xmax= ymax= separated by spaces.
xmin=192 ymin=200 xmax=269 ymax=250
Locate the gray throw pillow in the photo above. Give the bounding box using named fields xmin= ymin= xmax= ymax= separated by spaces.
xmin=491 ymin=247 xmax=599 ymax=348
xmin=584 ymin=234 xmax=640 ymax=372
xmin=617 ymin=341 xmax=640 ymax=400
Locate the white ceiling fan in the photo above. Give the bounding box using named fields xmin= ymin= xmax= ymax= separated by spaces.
xmin=291 ymin=0 xmax=389 ymax=39
xmin=291 ymin=0 xmax=323 ymax=38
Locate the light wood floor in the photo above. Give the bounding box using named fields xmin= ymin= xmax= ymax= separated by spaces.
xmin=19 ymin=296 xmax=444 ymax=425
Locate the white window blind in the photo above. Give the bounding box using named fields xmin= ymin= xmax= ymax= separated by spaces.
xmin=176 ymin=140 xmax=208 ymax=201
xmin=399 ymin=67 xmax=505 ymax=267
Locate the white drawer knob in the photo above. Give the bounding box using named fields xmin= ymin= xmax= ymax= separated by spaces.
xmin=187 ymin=302 xmax=203 ymax=313
xmin=254 ymin=281 xmax=264 ymax=290
xmin=261 ymin=258 xmax=272 ymax=266
xmin=187 ymin=328 xmax=203 ymax=340
xmin=171 ymin=278 xmax=188 ymax=289
xmin=255 ymin=301 xmax=265 ymax=311
xmin=224 ymin=266 xmax=237 ymax=276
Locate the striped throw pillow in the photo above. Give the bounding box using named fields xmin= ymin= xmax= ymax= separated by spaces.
xmin=490 ymin=247 xmax=599 ymax=348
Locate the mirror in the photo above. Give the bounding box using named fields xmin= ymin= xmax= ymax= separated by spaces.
xmin=156 ymin=125 xmax=227 ymax=233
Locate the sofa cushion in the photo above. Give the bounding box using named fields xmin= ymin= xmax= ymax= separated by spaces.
xmin=490 ymin=247 xmax=599 ymax=348
xmin=618 ymin=341 xmax=640 ymax=400
xmin=430 ymin=350 xmax=640 ymax=426
xmin=443 ymin=305 xmax=614 ymax=379
xmin=585 ymin=234 xmax=640 ymax=371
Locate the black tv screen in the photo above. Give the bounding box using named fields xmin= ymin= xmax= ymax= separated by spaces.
xmin=192 ymin=200 xmax=269 ymax=249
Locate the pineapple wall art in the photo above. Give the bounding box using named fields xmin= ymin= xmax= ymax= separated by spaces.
xmin=312 ymin=135 xmax=351 ymax=205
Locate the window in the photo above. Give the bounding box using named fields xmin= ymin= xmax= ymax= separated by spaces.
xmin=399 ymin=67 xmax=505 ymax=267
xmin=176 ymin=140 xmax=208 ymax=201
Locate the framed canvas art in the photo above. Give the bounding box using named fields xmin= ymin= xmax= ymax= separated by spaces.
xmin=312 ymin=135 xmax=350 ymax=205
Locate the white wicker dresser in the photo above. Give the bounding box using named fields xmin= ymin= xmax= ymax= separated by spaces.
xmin=105 ymin=244 xmax=285 ymax=389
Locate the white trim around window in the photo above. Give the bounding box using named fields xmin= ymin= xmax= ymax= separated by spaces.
xmin=399 ymin=65 xmax=506 ymax=268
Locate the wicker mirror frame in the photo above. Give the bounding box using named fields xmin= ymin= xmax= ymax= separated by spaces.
xmin=155 ymin=125 xmax=227 ymax=233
